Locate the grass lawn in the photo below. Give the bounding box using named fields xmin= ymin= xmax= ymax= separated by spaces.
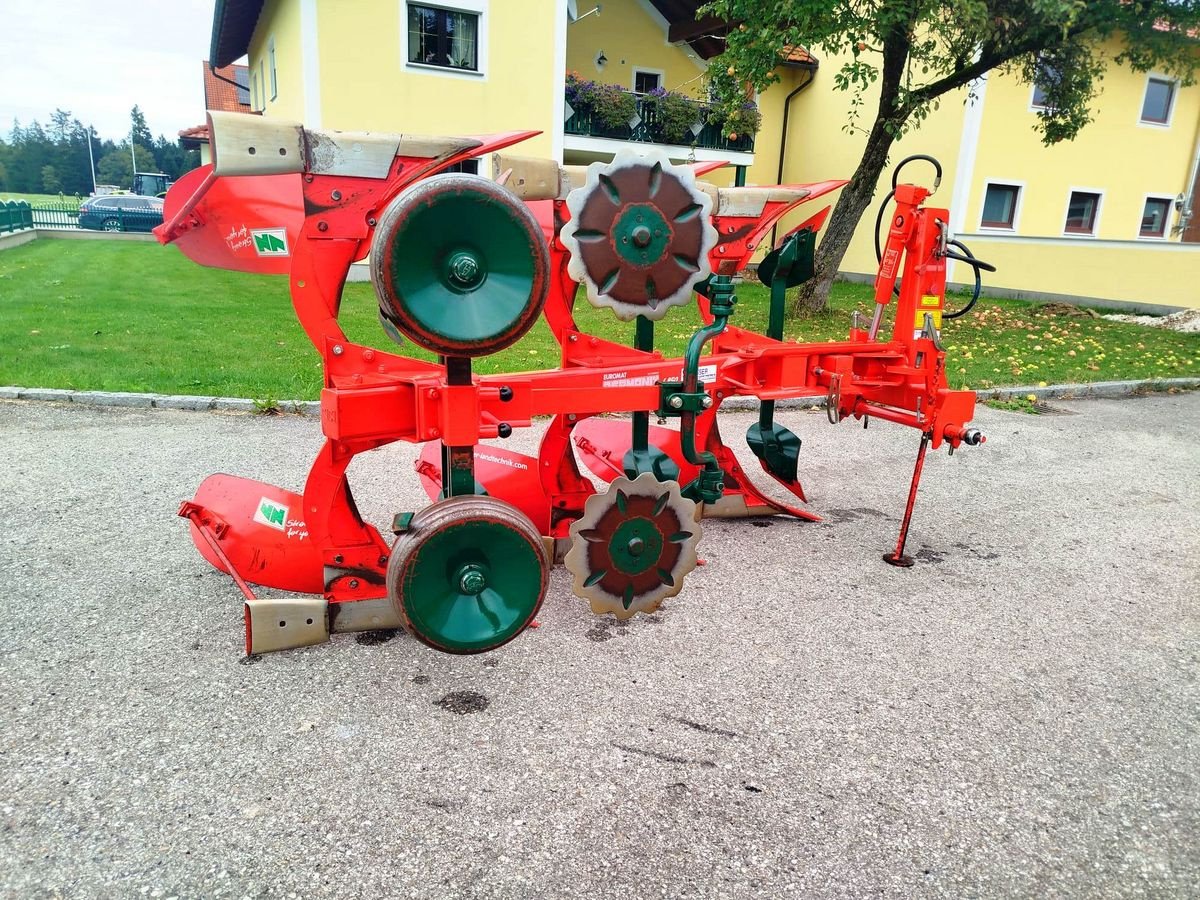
xmin=0 ymin=240 xmax=1195 ymax=401
xmin=1 ymin=192 xmax=83 ymax=208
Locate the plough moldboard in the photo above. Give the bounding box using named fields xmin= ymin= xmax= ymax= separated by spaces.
xmin=159 ymin=112 xmax=992 ymax=657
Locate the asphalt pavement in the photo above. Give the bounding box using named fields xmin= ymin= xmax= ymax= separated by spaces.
xmin=0 ymin=394 xmax=1197 ymax=898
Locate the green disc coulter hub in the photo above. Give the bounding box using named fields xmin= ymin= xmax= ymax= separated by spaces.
xmin=612 ymin=203 xmax=672 ymax=268
xmin=564 ymin=472 xmax=702 ymax=619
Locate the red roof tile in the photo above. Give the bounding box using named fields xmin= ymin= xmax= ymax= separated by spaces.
xmin=780 ymin=45 xmax=816 ymax=66
xmin=180 ymin=61 xmax=255 ymax=144
xmin=203 ymin=62 xmax=251 ymax=113
xmin=178 ymin=124 xmax=210 ymax=144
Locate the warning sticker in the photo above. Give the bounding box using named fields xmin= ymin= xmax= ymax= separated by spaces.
xmin=676 ymin=364 xmax=718 ymax=384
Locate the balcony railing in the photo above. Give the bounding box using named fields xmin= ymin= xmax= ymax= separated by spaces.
xmin=564 ymin=90 xmax=756 ymax=154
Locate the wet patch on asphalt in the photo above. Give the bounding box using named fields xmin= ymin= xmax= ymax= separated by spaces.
xmin=435 ymin=690 xmax=490 ymax=715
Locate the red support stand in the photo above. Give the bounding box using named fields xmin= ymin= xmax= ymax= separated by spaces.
xmin=883 ymin=432 xmax=931 ymax=568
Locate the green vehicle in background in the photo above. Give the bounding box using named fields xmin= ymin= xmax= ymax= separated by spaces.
xmin=132 ymin=172 xmax=173 ymax=198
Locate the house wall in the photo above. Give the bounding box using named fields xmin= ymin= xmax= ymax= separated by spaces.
xmin=694 ymin=67 xmax=802 ymax=191
xmin=565 ymin=0 xmax=706 ymax=100
xmin=775 ymin=40 xmax=1200 ymax=310
xmin=956 ymin=44 xmax=1200 ymax=309
xmin=966 ymin=41 xmax=1199 ymax=242
xmin=247 ymin=0 xmax=306 ymax=122
xmin=234 ymin=6 xmax=1200 ymax=310
xmin=775 ymin=49 xmax=970 ymax=275
xmin=312 ymin=0 xmax=559 ymax=158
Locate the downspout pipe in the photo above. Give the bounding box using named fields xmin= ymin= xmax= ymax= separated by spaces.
xmin=771 ymin=64 xmax=817 ymax=249
xmin=1178 ymin=108 xmax=1200 ymax=238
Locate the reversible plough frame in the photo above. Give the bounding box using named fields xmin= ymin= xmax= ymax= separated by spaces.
xmin=159 ymin=112 xmax=990 ymax=656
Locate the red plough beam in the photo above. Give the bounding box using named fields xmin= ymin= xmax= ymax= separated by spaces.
xmin=160 ymin=112 xmax=989 ymax=657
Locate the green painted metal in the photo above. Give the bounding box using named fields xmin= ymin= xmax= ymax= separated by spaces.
xmin=678 ymin=275 xmax=736 ymax=504
xmin=746 ymin=420 xmax=801 ymax=483
xmin=446 ymin=250 xmax=485 ymax=290
xmin=612 ymin=203 xmax=670 ymax=266
xmin=608 ymin=517 xmax=663 ymax=577
xmin=756 ymin=227 xmax=817 ymax=293
xmin=747 ymin=229 xmax=816 ymax=485
xmin=623 ymin=315 xmax=680 ymax=481
xmin=657 ymin=383 xmax=708 ymax=414
xmin=0 ymin=200 xmax=35 ymax=234
xmin=441 ymin=444 xmax=480 ymax=499
xmin=376 ymin=176 xmax=547 ymax=356
xmin=456 ymin=564 xmax=488 ymax=595
xmin=400 ymin=516 xmax=544 ymax=654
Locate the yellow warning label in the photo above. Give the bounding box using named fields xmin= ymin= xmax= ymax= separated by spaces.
xmin=920 ymin=294 xmax=941 ymax=308
xmin=915 ymin=309 xmax=943 ymax=331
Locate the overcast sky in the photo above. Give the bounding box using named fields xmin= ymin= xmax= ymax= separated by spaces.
xmin=0 ymin=0 xmax=224 ymax=142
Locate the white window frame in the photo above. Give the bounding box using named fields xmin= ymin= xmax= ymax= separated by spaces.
xmin=1061 ymin=187 xmax=1105 ymax=238
xmin=1028 ymin=83 xmax=1049 ymax=113
xmin=1136 ymin=193 xmax=1176 ymax=241
xmin=269 ymin=37 xmax=278 ymax=101
xmin=258 ymin=59 xmax=265 ymax=109
xmin=1137 ymin=73 xmax=1178 ymax=128
xmin=403 ymin=0 xmax=488 ymax=81
xmin=1027 ymin=58 xmax=1057 ymax=113
xmin=631 ymin=67 xmax=665 ymax=94
xmin=250 ymin=68 xmax=260 ymax=111
xmin=978 ymin=179 xmax=1025 ymax=232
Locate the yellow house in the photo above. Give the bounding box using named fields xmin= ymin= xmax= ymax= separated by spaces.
xmin=208 ymin=1 xmax=1200 ymax=310
xmin=776 ymin=37 xmax=1200 ymax=311
xmin=208 ymin=0 xmax=805 ymax=181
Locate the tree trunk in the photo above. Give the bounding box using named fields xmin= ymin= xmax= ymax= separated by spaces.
xmin=791 ymin=121 xmax=901 ymax=314
xmin=792 ymin=30 xmax=912 ymax=315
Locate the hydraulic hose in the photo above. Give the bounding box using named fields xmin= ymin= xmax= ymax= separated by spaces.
xmin=943 ymin=239 xmax=983 ymax=319
xmin=872 ymin=154 xmax=993 ymax=319
xmin=874 ymin=155 xmax=944 ymax=268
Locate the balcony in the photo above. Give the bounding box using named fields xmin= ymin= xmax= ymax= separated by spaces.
xmin=564 ymin=87 xmax=756 ymax=156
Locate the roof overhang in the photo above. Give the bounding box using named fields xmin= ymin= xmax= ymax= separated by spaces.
xmin=646 ymin=0 xmax=817 ymax=69
xmin=211 ymin=0 xmax=266 ymax=68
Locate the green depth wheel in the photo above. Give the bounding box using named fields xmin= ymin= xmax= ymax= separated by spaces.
xmin=387 ymin=496 xmax=549 ymax=654
xmin=371 ymin=173 xmax=550 ymax=357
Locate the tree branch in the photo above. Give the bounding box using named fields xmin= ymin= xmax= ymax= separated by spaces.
xmin=906 ymin=20 xmax=1098 ymax=109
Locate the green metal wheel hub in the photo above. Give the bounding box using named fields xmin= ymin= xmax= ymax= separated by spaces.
xmin=613 ymin=203 xmax=671 ymax=267
xmin=371 ymin=173 xmax=550 ymax=357
xmin=608 ymin=517 xmax=663 ymax=577
xmin=446 ymin=250 xmax=486 ymax=291
xmin=456 ymin=563 xmax=488 ymax=596
xmin=387 ymin=496 xmax=549 ymax=654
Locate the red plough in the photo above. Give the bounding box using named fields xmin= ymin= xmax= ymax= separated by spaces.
xmin=160 ymin=112 xmax=990 ymax=656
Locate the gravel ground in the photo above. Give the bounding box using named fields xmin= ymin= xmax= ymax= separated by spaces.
xmin=1101 ymin=308 xmax=1200 ymax=333
xmin=0 ymin=395 xmax=1197 ymax=899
